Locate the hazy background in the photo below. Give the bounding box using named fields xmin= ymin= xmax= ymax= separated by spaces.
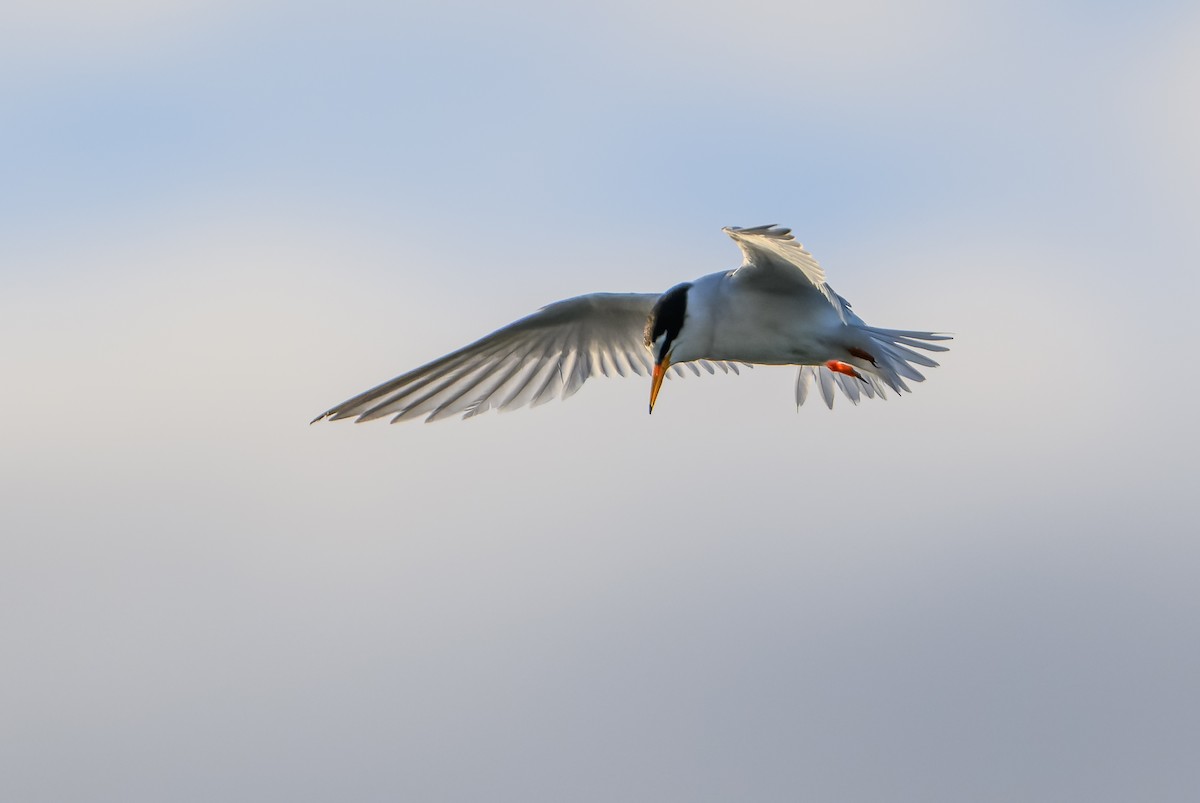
xmin=3 ymin=2 xmax=1198 ymax=801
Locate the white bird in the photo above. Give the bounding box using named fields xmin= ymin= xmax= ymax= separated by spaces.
xmin=312 ymin=225 xmax=950 ymax=424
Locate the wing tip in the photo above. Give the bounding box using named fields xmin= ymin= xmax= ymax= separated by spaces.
xmin=722 ymin=224 xmax=793 ymax=241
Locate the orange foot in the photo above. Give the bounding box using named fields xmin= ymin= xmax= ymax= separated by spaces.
xmin=825 ymin=360 xmax=865 ymax=381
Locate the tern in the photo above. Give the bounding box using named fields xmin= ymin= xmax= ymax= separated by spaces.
xmin=313 ymin=225 xmax=950 ymax=423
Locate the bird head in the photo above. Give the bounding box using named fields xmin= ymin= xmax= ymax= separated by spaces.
xmin=644 ymin=282 xmax=692 ymax=413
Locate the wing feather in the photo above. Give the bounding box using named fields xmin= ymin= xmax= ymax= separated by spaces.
xmin=314 ymin=292 xmax=744 ymax=424
xmin=723 ymin=225 xmax=850 ymax=322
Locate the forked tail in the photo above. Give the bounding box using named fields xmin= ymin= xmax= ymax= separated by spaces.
xmin=796 ymin=327 xmax=952 ymax=408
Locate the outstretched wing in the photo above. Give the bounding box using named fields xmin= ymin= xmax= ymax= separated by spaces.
xmin=313 ymin=292 xmax=743 ymax=424
xmin=723 ymin=225 xmax=850 ymax=322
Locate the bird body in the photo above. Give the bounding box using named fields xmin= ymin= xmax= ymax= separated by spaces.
xmin=313 ymin=225 xmax=949 ymax=424
xmin=679 ymin=270 xmax=845 ymax=365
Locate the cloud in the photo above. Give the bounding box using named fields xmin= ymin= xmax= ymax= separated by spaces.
xmin=595 ymin=0 xmax=970 ymax=84
xmin=0 ymin=2 xmax=240 ymax=66
xmin=1130 ymin=9 xmax=1200 ymax=206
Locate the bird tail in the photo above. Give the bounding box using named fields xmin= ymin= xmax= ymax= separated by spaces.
xmin=795 ymin=327 xmax=952 ymax=409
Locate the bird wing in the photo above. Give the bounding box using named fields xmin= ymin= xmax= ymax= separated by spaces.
xmin=723 ymin=225 xmax=850 ymax=322
xmin=313 ymin=292 xmax=744 ymax=424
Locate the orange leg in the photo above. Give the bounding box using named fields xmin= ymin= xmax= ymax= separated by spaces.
xmin=825 ymin=360 xmax=865 ymax=381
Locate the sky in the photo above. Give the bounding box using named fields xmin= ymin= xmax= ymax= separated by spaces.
xmin=2 ymin=1 xmax=1198 ymax=801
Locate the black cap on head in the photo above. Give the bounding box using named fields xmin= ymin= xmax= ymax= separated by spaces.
xmin=644 ymin=282 xmax=691 ymax=362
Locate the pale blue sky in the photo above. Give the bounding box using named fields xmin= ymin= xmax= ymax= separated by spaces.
xmin=2 ymin=2 xmax=1198 ymax=801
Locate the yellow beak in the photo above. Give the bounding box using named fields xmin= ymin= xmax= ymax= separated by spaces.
xmin=649 ymin=358 xmax=669 ymax=413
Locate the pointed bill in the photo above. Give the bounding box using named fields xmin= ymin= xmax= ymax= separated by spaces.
xmin=649 ymin=358 xmax=669 ymax=413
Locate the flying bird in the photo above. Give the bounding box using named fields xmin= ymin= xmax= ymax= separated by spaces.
xmin=313 ymin=225 xmax=950 ymax=424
